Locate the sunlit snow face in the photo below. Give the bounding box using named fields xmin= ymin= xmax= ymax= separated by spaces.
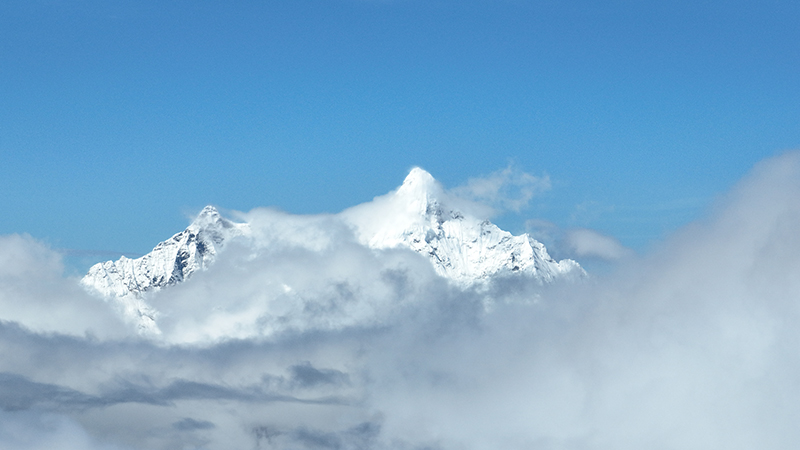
xmin=3 ymin=152 xmax=800 ymax=450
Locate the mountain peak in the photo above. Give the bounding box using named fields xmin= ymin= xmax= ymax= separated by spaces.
xmin=198 ymin=205 xmax=220 ymax=217
xmin=399 ymin=167 xmax=439 ymax=195
xmin=402 ymin=167 xmax=436 ymax=188
xmin=82 ymin=205 xmax=249 ymax=312
xmin=395 ymin=167 xmax=445 ymax=211
xmin=188 ymin=205 xmax=231 ymax=233
xmin=192 ymin=204 xmax=220 ymax=221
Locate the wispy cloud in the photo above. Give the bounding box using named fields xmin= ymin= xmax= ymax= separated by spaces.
xmin=563 ymin=228 xmax=634 ymax=260
xmin=451 ymin=165 xmax=551 ymax=215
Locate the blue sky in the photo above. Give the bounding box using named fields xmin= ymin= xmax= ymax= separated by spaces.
xmin=1 ymin=0 xmax=798 ymax=262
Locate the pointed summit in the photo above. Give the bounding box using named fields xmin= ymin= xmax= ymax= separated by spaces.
xmin=197 ymin=205 xmax=220 ymax=218
xmin=189 ymin=205 xmax=226 ymax=231
xmin=394 ymin=167 xmax=446 ymax=217
xmin=397 ymin=167 xmax=440 ymax=197
xmin=401 ymin=167 xmax=436 ymax=188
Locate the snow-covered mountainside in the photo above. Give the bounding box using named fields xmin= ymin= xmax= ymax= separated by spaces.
xmin=82 ymin=206 xmax=249 ymax=302
xmin=341 ymin=168 xmax=582 ymax=285
xmin=81 ymin=169 xmax=582 ymax=332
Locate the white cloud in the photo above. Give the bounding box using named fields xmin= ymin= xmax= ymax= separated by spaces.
xmin=0 ymin=234 xmax=130 ymax=339
xmin=451 ymin=165 xmax=551 ymax=214
xmin=2 ymin=152 xmax=800 ymax=448
xmin=563 ymin=228 xmax=634 ymax=260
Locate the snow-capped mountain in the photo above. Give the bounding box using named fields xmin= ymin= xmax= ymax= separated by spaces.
xmin=341 ymin=168 xmax=582 ymax=284
xmin=81 ymin=168 xmax=582 ymax=333
xmin=83 ymin=206 xmax=249 ymax=298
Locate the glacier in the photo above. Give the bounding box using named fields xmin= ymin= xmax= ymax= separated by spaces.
xmin=81 ymin=168 xmax=583 ymax=333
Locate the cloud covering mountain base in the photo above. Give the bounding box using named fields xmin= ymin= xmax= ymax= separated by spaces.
xmin=2 ymin=153 xmax=800 ymax=449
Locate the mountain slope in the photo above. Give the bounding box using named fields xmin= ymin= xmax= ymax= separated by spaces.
xmin=82 ymin=206 xmax=249 ymax=298
xmin=340 ymin=167 xmax=582 ymax=285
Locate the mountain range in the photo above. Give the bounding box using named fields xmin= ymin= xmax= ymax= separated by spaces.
xmin=82 ymin=168 xmax=583 ymax=333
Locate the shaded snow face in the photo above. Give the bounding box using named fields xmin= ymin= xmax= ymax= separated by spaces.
xmin=80 ymin=206 xmax=251 ymax=333
xmin=81 ymin=206 xmax=250 ymax=298
xmin=3 ymin=153 xmax=800 ymax=449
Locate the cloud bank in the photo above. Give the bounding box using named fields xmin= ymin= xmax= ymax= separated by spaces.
xmin=2 ymin=152 xmax=800 ymax=449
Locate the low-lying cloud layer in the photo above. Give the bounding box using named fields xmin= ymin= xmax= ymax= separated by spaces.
xmin=2 ymin=152 xmax=800 ymax=449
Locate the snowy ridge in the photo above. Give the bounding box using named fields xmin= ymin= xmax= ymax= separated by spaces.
xmin=341 ymin=168 xmax=582 ymax=285
xmin=81 ymin=206 xmax=249 ymax=331
xmin=82 ymin=206 xmax=249 ymax=297
xmin=81 ymin=169 xmax=583 ymax=332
